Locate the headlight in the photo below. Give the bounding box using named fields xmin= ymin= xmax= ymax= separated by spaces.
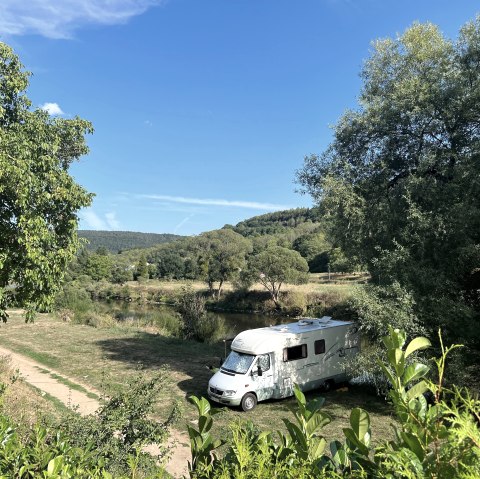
xmin=223 ymin=390 xmax=237 ymax=397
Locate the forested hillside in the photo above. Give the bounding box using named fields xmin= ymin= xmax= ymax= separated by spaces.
xmin=229 ymin=207 xmax=322 ymax=236
xmin=78 ymin=230 xmax=182 ymax=253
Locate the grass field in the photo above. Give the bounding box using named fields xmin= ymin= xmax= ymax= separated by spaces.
xmin=1 ymin=309 xmax=396 ymax=447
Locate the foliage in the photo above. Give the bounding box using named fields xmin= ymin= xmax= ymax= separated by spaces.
xmin=246 ymin=246 xmax=309 ymax=308
xmin=0 ymin=415 xmax=112 ymax=478
xmin=134 ymin=254 xmax=149 ymax=281
xmin=0 ymin=369 xmax=178 ymax=478
xmin=189 ymin=328 xmax=480 ymax=478
xmin=0 ymin=42 xmax=93 ymax=321
xmin=78 ymin=230 xmax=182 ymax=253
xmin=84 ymin=251 xmax=113 ymax=281
xmin=292 ymin=231 xmax=331 ymax=272
xmin=58 ymin=370 xmax=180 ymax=477
xmin=195 ymin=230 xmax=253 ymax=298
xmin=176 ymin=285 xmax=226 ymax=342
xmin=297 ymin=18 xmax=480 ymax=349
xmin=231 ymin=208 xmax=322 ymax=237
xmin=187 ymin=395 xmax=224 ymax=474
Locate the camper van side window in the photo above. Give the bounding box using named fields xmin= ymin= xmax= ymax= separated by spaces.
xmin=315 ymin=339 xmax=326 ymax=355
xmin=283 ymin=344 xmax=307 ymax=361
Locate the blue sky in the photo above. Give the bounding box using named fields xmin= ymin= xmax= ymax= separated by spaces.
xmin=2 ymin=1 xmax=478 ymax=235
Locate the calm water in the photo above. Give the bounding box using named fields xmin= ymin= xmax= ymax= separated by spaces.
xmin=100 ymin=301 xmax=285 ymax=337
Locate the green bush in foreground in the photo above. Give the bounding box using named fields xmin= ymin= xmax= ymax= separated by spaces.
xmin=188 ymin=328 xmax=480 ymax=478
xmin=0 ymin=371 xmax=177 ymax=478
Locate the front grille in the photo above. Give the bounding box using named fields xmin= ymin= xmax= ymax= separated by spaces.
xmin=209 ymin=386 xmax=224 ymax=396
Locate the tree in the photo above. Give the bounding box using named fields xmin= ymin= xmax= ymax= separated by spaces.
xmin=195 ymin=230 xmax=252 ymax=298
xmin=84 ymin=252 xmax=112 ymax=281
xmin=155 ymin=247 xmax=185 ymax=279
xmin=110 ymin=263 xmax=132 ymax=285
xmin=0 ymin=43 xmax=93 ymax=321
xmin=292 ymin=230 xmax=331 ymax=272
xmin=297 ymin=19 xmax=480 ymax=344
xmin=134 ymin=253 xmax=148 ymax=280
xmin=248 ymin=246 xmax=309 ymax=308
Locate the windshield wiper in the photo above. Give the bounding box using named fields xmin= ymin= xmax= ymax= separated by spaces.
xmin=221 ymin=367 xmax=236 ymax=374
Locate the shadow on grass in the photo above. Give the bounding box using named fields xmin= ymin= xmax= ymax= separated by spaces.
xmin=96 ymin=331 xmax=224 ymax=397
xmin=96 ymin=332 xmax=392 ymax=418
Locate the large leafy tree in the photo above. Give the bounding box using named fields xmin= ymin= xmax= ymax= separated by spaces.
xmin=297 ymin=19 xmax=480 ymax=343
xmin=0 ymin=43 xmax=93 ymax=320
xmin=194 ymin=229 xmax=252 ymax=298
xmin=248 ymin=246 xmax=309 ymax=308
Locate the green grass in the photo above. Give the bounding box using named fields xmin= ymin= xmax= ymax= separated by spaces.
xmin=2 ymin=310 xmax=395 ymax=446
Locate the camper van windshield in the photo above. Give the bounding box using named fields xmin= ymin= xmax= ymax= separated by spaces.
xmin=222 ymin=351 xmax=255 ymax=374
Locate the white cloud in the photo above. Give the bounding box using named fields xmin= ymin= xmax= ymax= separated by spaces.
xmin=141 ymin=194 xmax=291 ymax=211
xmin=105 ymin=212 xmax=120 ymax=229
xmin=0 ymin=0 xmax=165 ymax=39
xmin=80 ymin=209 xmax=120 ymax=230
xmin=80 ymin=209 xmax=106 ymax=230
xmin=40 ymin=102 xmax=64 ymax=116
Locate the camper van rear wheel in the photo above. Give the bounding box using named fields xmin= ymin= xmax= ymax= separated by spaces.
xmin=323 ymin=379 xmax=334 ymax=392
xmin=241 ymin=393 xmax=257 ymax=412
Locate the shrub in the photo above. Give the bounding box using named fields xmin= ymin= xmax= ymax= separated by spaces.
xmin=58 ymin=370 xmax=180 ymax=477
xmin=280 ymin=291 xmax=307 ymax=316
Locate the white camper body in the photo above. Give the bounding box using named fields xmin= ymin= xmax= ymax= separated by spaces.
xmin=208 ymin=317 xmax=360 ymax=411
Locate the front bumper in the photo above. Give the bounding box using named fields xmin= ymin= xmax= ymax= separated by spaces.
xmin=207 ymin=389 xmax=242 ymax=406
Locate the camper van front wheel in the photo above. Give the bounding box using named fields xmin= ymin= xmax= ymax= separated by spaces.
xmin=241 ymin=393 xmax=257 ymax=412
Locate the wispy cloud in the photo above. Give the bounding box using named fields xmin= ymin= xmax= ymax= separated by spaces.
xmin=174 ymin=213 xmax=194 ymax=233
xmin=40 ymin=102 xmax=64 ymax=116
xmin=80 ymin=208 xmax=120 ymax=230
xmin=0 ymin=0 xmax=165 ymax=39
xmin=141 ymin=194 xmax=291 ymax=211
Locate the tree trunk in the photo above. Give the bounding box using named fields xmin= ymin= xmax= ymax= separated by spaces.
xmin=217 ymin=279 xmax=224 ymax=299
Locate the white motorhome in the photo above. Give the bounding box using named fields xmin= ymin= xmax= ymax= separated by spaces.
xmin=208 ymin=317 xmax=360 ymax=411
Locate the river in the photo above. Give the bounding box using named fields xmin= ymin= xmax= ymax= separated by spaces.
xmin=98 ymin=301 xmax=285 ymax=338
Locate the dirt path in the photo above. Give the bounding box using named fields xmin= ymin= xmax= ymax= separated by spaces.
xmin=0 ymin=346 xmax=190 ymax=478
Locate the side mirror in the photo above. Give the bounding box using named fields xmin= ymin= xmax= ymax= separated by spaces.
xmin=257 ymin=364 xmax=263 ymax=377
xmin=219 ymin=357 xmax=224 ymax=367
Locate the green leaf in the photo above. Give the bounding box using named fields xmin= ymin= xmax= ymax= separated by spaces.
xmin=400 ymin=432 xmax=424 ymax=461
xmin=330 ymin=440 xmax=349 ymax=468
xmin=349 ymin=408 xmax=370 ymax=446
xmin=387 ymin=348 xmax=405 ymax=376
xmin=402 ymin=363 xmax=430 ymax=384
xmin=293 ymin=384 xmax=306 ymax=406
xmin=406 ymin=380 xmax=430 ymax=401
xmin=309 ymin=436 xmax=327 ymax=459
xmin=306 ymin=411 xmax=330 ymax=436
xmin=343 ymin=428 xmax=369 ymax=456
xmin=198 ymin=414 xmax=213 ymax=434
xmin=405 ymin=337 xmax=431 ymax=358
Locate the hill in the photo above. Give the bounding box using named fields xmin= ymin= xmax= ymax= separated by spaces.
xmin=78 ymin=230 xmax=183 ymax=253
xmin=228 ymin=207 xmax=322 ymax=237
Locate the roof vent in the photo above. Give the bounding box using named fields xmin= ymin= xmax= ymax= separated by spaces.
xmin=298 ymin=319 xmax=314 ymax=326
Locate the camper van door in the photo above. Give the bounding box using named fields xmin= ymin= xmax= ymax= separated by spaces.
xmin=251 ymin=353 xmax=274 ymax=401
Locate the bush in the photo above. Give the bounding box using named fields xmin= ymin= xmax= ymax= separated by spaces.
xmin=54 ymin=283 xmax=94 ymax=318
xmin=58 ymin=370 xmax=180 ymax=477
xmin=280 ymin=291 xmax=307 ymax=316
xmin=194 ymin=313 xmax=227 ymax=344
xmin=176 ymin=286 xmax=227 ymax=342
